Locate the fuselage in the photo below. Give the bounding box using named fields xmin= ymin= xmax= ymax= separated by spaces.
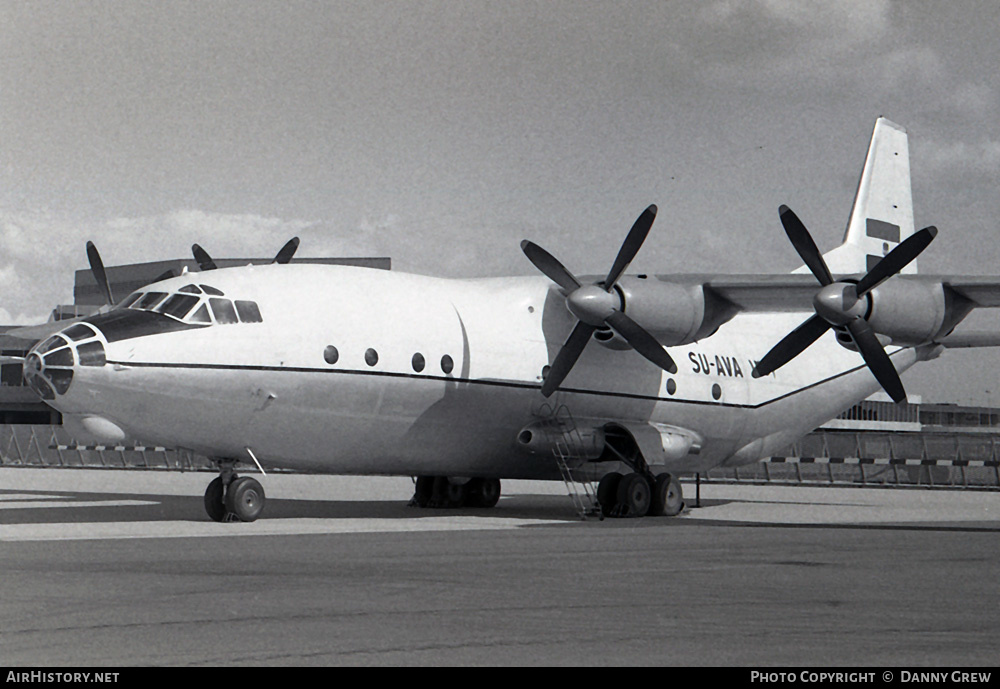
xmin=26 ymin=263 xmax=929 ymax=480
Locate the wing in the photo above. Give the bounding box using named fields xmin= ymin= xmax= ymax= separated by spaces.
xmin=607 ymin=273 xmax=1000 ymax=350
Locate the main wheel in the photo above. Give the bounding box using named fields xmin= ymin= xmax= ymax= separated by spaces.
xmin=225 ymin=476 xmax=266 ymax=522
xmin=651 ymin=473 xmax=684 ymax=516
xmin=616 ymin=473 xmax=652 ymax=518
xmin=204 ymin=476 xmax=226 ymax=522
xmin=597 ymin=472 xmax=623 ymax=517
xmin=467 ymin=478 xmax=501 ymax=508
xmin=413 ymin=476 xmax=435 ymax=507
xmin=445 ymin=480 xmax=468 ymax=508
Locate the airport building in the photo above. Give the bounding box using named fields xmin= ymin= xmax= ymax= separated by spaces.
xmin=0 ymin=257 xmax=997 ymax=489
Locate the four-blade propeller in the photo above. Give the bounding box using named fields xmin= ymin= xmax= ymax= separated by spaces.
xmin=751 ymin=205 xmax=937 ymax=403
xmin=521 ymin=205 xmax=677 ymax=397
xmin=191 ymin=237 xmax=300 ymax=271
xmin=84 ymin=237 xmax=303 ymax=308
xmin=86 ymin=241 xmax=114 ymax=307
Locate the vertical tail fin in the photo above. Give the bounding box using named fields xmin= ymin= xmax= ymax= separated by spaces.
xmin=819 ymin=117 xmax=917 ymax=275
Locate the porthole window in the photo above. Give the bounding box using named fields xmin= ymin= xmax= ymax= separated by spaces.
xmin=411 ymin=353 xmax=425 ymax=372
xmin=666 ymin=378 xmax=676 ymax=395
xmin=365 ymin=348 xmax=379 ymax=367
xmin=711 ymin=383 xmax=722 ymax=401
xmin=324 ymin=345 xmax=339 ymax=365
xmin=441 ymin=354 xmax=454 ymax=374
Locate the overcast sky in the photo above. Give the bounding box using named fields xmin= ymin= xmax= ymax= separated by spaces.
xmin=2 ymin=0 xmax=1000 ymax=403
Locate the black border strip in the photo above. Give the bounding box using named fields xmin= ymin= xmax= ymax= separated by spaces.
xmin=105 ymin=354 xmax=892 ymax=411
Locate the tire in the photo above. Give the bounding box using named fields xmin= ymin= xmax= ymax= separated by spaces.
xmin=467 ymin=478 xmax=501 ymax=508
xmin=616 ymin=473 xmax=652 ymax=518
xmin=204 ymin=476 xmax=226 ymax=522
xmin=413 ymin=476 xmax=435 ymax=507
xmin=445 ymin=480 xmax=468 ymax=508
xmin=651 ymin=473 xmax=684 ymax=517
xmin=225 ymin=476 xmax=266 ymax=522
xmin=597 ymin=472 xmax=623 ymax=517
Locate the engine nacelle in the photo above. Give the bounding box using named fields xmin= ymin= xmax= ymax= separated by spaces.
xmin=865 ymin=280 xmax=974 ymax=345
xmin=610 ymin=277 xmax=739 ymax=346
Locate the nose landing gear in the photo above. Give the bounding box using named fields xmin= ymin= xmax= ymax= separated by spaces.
xmin=204 ymin=460 xmax=266 ymax=522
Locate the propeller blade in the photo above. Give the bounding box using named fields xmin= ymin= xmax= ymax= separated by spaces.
xmin=86 ymin=241 xmax=114 ymax=306
xmin=273 ymin=237 xmax=300 ymax=264
xmin=541 ymin=321 xmax=597 ymax=397
xmin=604 ymin=204 xmax=657 ymax=289
xmin=855 ymin=226 xmax=938 ymax=296
xmin=192 ymin=244 xmax=217 ymax=271
xmin=752 ymin=314 xmax=831 ymax=378
xmin=605 ymin=311 xmax=677 ymax=374
xmin=779 ymin=205 xmax=833 ymax=287
xmin=520 ymin=240 xmax=581 ymax=292
xmin=846 ymin=319 xmax=905 ymax=403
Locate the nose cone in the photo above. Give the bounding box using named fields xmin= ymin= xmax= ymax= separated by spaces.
xmin=23 ymin=322 xmax=107 ymax=403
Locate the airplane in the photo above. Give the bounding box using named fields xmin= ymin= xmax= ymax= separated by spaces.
xmin=13 ymin=117 xmax=1000 ymax=522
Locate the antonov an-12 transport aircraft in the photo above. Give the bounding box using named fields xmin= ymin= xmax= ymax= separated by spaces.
xmin=13 ymin=117 xmax=1000 ymax=521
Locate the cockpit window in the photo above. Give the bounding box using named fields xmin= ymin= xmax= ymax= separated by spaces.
xmin=119 ymin=293 xmax=143 ymax=309
xmin=210 ymin=298 xmax=238 ymax=324
xmin=136 ymin=292 xmax=167 ymax=310
xmin=188 ymin=303 xmax=211 ymax=324
xmin=61 ymin=323 xmax=97 ymax=342
xmin=235 ymin=300 xmax=262 ymax=324
xmin=156 ymin=294 xmax=199 ymax=320
xmin=114 ymin=284 xmax=261 ymax=327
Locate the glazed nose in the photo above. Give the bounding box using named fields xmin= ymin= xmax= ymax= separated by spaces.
xmin=23 ymin=323 xmax=107 ymax=401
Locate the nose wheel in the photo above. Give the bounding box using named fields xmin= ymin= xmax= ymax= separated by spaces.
xmin=204 ymin=461 xmax=266 ymax=522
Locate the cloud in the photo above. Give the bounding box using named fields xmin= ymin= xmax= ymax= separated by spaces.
xmin=693 ymin=0 xmax=892 ymax=74
xmin=918 ymin=138 xmax=1000 ymax=176
xmin=702 ymin=0 xmax=890 ymax=41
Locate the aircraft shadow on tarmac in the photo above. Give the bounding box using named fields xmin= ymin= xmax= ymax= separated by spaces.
xmin=4 ymin=488 xmax=998 ymax=533
xmin=0 ymin=488 xmax=583 ymax=524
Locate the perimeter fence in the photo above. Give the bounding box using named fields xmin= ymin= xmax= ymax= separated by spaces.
xmin=704 ymin=429 xmax=1000 ymax=488
xmin=1 ymin=424 xmax=998 ymax=489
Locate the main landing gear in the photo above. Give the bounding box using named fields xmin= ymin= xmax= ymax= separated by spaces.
xmin=409 ymin=476 xmax=502 ymax=509
xmin=204 ymin=460 xmax=265 ymax=522
xmin=596 ymin=426 xmax=685 ymax=518
xmin=596 ymin=471 xmax=683 ymax=518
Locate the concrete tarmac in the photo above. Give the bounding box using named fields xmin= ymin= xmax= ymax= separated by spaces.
xmin=1 ymin=468 xmax=998 ymax=666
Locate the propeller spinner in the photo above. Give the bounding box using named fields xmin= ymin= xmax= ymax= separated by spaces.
xmin=751 ymin=205 xmax=937 ymax=403
xmin=522 ymin=205 xmax=677 ymax=397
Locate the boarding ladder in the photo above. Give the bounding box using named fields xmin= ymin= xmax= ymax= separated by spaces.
xmin=537 ymin=403 xmax=603 ymax=520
